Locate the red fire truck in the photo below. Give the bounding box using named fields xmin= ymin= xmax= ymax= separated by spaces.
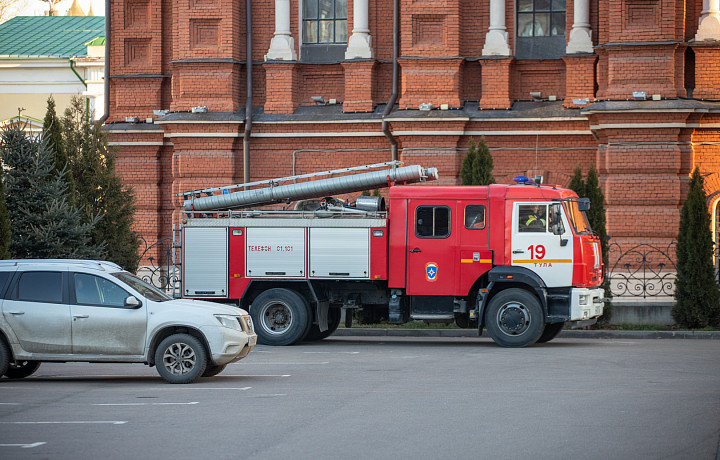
xmin=177 ymin=162 xmax=605 ymax=348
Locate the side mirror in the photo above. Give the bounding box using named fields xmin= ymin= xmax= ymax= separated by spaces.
xmin=578 ymin=198 xmax=590 ymax=212
xmin=125 ymin=296 xmax=142 ymax=308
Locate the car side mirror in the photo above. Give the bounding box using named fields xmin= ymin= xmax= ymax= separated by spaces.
xmin=125 ymin=296 xmax=142 ymax=308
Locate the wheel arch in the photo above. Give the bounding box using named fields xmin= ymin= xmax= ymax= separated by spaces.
xmin=147 ymin=326 xmax=211 ymax=366
xmin=477 ymin=266 xmax=548 ymax=330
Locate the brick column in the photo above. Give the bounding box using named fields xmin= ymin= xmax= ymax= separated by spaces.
xmin=692 ymin=44 xmax=720 ymax=99
xmin=342 ymin=60 xmax=376 ymax=112
xmin=480 ymin=57 xmax=513 ymax=109
xmin=562 ymin=54 xmax=596 ymax=107
xmin=263 ymin=62 xmax=299 ymax=113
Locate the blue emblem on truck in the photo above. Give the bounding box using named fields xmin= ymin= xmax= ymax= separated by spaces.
xmin=425 ymin=262 xmax=438 ymax=282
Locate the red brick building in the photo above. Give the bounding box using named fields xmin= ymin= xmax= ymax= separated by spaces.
xmin=106 ymin=0 xmax=720 ymax=270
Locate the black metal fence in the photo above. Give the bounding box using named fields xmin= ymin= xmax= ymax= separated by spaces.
xmin=135 ymin=234 xmax=178 ymax=293
xmin=607 ymin=242 xmax=677 ymax=299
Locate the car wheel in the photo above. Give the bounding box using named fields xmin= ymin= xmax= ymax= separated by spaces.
xmin=155 ymin=334 xmax=207 ymax=384
xmin=250 ymin=288 xmax=312 ymax=346
xmin=537 ymin=322 xmax=564 ymax=343
xmin=485 ymin=288 xmax=544 ymax=348
xmin=304 ymin=307 xmax=341 ymax=342
xmin=0 ymin=340 xmax=10 ymax=378
xmin=4 ymin=361 xmax=41 ymax=379
xmin=202 ymin=364 xmax=227 ymax=378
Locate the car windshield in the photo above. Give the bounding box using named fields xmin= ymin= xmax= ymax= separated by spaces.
xmin=564 ymin=200 xmax=592 ymax=234
xmin=111 ymin=271 xmax=173 ymax=302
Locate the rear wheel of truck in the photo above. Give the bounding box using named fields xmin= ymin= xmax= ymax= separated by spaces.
xmin=304 ymin=307 xmax=341 ymax=342
xmin=251 ymin=288 xmax=312 ymax=346
xmin=537 ymin=322 xmax=564 ymax=343
xmin=485 ymin=288 xmax=544 ymax=348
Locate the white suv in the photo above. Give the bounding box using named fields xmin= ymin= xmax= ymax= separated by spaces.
xmin=0 ymin=259 xmax=257 ymax=383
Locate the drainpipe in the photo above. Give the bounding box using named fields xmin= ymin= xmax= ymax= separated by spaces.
xmin=99 ymin=0 xmax=110 ymax=124
xmin=381 ymin=0 xmax=399 ymax=162
xmin=243 ymin=0 xmax=253 ymax=188
xmin=69 ymin=58 xmax=90 ymax=123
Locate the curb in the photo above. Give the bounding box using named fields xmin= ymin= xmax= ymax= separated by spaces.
xmin=334 ymin=328 xmax=720 ymax=340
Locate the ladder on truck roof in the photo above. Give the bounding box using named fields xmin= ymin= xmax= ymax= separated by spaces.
xmin=179 ymin=161 xmax=439 ymax=213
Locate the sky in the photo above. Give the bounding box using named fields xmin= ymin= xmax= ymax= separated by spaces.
xmin=13 ymin=0 xmax=105 ymax=17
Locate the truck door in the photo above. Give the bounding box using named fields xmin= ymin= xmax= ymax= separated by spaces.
xmin=406 ymin=200 xmax=456 ymax=295
xmin=511 ymin=202 xmax=573 ymax=287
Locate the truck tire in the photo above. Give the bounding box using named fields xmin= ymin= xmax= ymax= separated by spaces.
xmin=250 ymin=288 xmax=312 ymax=346
xmin=485 ymin=288 xmax=544 ymax=348
xmin=4 ymin=361 xmax=41 ymax=379
xmin=155 ymin=333 xmax=207 ymax=384
xmin=537 ymin=322 xmax=564 ymax=343
xmin=304 ymin=307 xmax=341 ymax=342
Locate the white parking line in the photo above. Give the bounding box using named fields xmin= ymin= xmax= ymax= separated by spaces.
xmin=93 ymin=402 xmax=200 ymax=406
xmin=0 ymin=403 xmax=21 ymax=405
xmin=224 ymin=374 xmax=291 ymax=377
xmin=244 ymin=362 xmax=329 ymax=365
xmin=303 ymin=351 xmax=360 ymax=354
xmin=0 ymin=442 xmax=46 ymax=448
xmin=0 ymin=421 xmax=127 ymax=425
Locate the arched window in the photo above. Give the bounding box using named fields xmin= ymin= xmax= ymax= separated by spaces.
xmin=516 ymin=0 xmax=566 ymax=60
xmin=301 ymin=0 xmax=348 ymax=63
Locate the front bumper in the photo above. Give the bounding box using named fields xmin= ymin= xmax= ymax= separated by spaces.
xmin=569 ymin=287 xmax=605 ymax=321
xmin=202 ymin=325 xmax=258 ymax=366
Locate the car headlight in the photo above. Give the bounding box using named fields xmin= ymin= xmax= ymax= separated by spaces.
xmin=215 ymin=314 xmax=242 ymax=330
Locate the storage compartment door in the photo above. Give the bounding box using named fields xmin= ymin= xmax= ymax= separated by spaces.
xmin=183 ymin=227 xmax=228 ymax=297
xmin=246 ymin=227 xmax=306 ymax=278
xmin=310 ymin=228 xmax=369 ymax=278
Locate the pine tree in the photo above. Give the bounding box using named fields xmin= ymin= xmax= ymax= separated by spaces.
xmin=43 ymin=95 xmax=75 ymax=203
xmin=461 ymin=137 xmax=495 ymax=185
xmin=63 ymin=97 xmax=141 ymax=271
xmin=0 ymin=121 xmax=104 ymax=259
xmin=673 ymin=167 xmax=720 ymax=328
xmin=0 ymin=152 xmax=10 ymax=259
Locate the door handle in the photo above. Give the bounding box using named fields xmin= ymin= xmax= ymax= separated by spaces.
xmin=73 ymin=314 xmax=89 ymax=319
xmin=8 ymin=311 xmax=24 ymax=315
xmin=512 ymin=250 xmax=524 ymax=254
xmin=409 ymin=248 xmax=421 ymax=253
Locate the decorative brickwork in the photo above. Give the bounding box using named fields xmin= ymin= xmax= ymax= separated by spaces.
xmin=479 ymin=57 xmax=513 ymax=109
xmin=398 ymin=58 xmax=463 ymax=109
xmin=691 ymin=44 xmax=720 ymax=100
xmin=563 ymin=54 xmax=597 ymax=107
xmin=263 ymin=62 xmax=300 ymax=113
xmin=342 ymin=60 xmax=376 ymax=112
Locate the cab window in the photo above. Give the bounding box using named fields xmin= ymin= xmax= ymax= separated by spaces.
xmin=18 ymin=271 xmax=63 ymax=303
xmin=518 ymin=204 xmax=548 ymax=233
xmin=74 ymin=273 xmax=130 ymax=307
xmin=416 ymin=205 xmax=451 ymax=238
xmin=464 ymin=205 xmax=486 ymax=230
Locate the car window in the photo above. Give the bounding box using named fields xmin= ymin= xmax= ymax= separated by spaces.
xmin=112 ymin=272 xmax=172 ymax=302
xmin=0 ymin=271 xmax=12 ymax=296
xmin=518 ymin=204 xmax=548 ymax=233
xmin=464 ymin=205 xmax=486 ymax=230
xmin=74 ymin=273 xmax=130 ymax=307
xmin=18 ymin=271 xmax=63 ymax=303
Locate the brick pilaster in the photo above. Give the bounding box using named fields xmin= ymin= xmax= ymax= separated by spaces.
xmin=692 ymin=44 xmax=720 ymax=100
xmin=479 ymin=57 xmax=513 ymax=109
xmin=263 ymin=62 xmax=300 ymax=114
xmin=562 ymin=54 xmax=597 ymax=107
xmin=341 ymin=60 xmax=376 ymax=112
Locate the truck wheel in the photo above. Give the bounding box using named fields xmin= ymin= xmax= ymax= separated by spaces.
xmin=0 ymin=339 xmax=10 ymax=378
xmin=304 ymin=308 xmax=341 ymax=342
xmin=537 ymin=322 xmax=564 ymax=343
xmin=155 ymin=334 xmax=207 ymax=384
xmin=485 ymin=289 xmax=544 ymax=348
xmin=250 ymin=288 xmax=312 ymax=346
xmin=4 ymin=361 xmax=41 ymax=379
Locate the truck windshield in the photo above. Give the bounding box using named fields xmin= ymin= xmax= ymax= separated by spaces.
xmin=565 ymin=200 xmax=592 ymax=234
xmin=112 ymin=271 xmax=173 ymax=302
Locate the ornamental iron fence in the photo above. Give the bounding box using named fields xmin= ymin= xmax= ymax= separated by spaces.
xmin=135 ymin=233 xmax=180 ymax=297
xmin=607 ymin=242 xmax=677 ymax=300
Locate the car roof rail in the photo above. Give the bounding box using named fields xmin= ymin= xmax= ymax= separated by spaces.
xmin=0 ymin=259 xmax=123 ymax=271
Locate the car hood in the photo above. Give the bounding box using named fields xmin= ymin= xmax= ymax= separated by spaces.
xmin=158 ymin=298 xmax=248 ymax=316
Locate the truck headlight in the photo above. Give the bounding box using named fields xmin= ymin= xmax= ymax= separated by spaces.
xmin=579 ymin=295 xmax=588 ymax=306
xmin=215 ymin=314 xmax=242 ymax=330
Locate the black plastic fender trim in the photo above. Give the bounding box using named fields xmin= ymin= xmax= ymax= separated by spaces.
xmin=477 ymin=266 xmax=549 ymax=331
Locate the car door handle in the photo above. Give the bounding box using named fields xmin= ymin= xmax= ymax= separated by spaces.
xmin=7 ymin=311 xmax=24 ymax=315
xmin=409 ymin=248 xmax=421 ymax=253
xmin=512 ymin=250 xmax=525 ymax=254
xmin=73 ymin=314 xmax=89 ymax=319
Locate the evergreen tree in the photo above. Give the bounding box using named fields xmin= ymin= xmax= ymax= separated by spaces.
xmin=0 ymin=121 xmax=103 ymax=259
xmin=461 ymin=137 xmax=495 ymax=185
xmin=673 ymin=167 xmax=720 ymax=328
xmin=63 ymin=97 xmax=141 ymax=271
xmin=568 ymin=166 xmax=585 ymax=197
xmin=0 ymin=152 xmax=10 ymax=259
xmin=43 ymin=95 xmax=75 ymax=202
xmin=585 ymin=164 xmax=611 ymax=301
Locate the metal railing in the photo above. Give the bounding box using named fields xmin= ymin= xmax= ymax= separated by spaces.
xmin=607 ymin=242 xmax=677 ymax=299
xmin=135 ymin=233 xmax=180 ymax=297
